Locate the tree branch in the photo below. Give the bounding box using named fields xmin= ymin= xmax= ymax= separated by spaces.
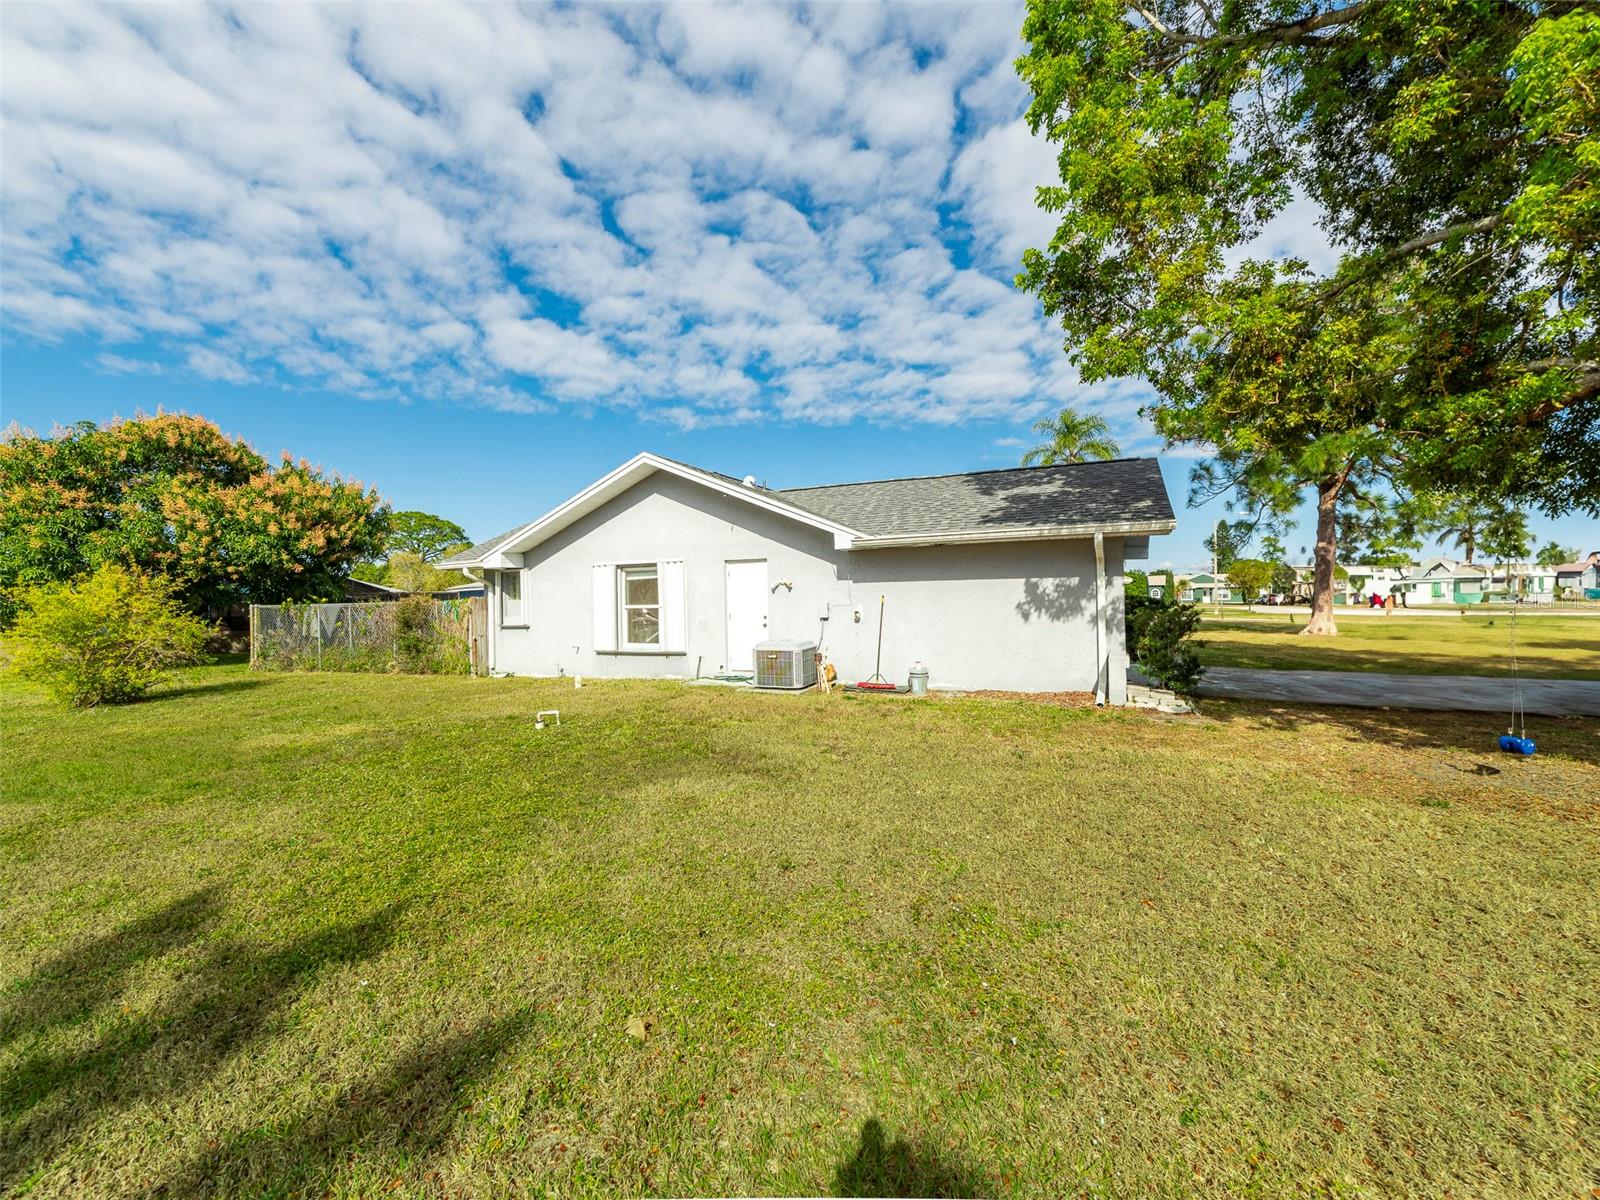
xmin=1318 ymin=214 xmax=1506 ymax=303
xmin=1133 ymin=0 xmax=1376 ymax=48
xmin=1502 ymin=357 xmax=1600 ymax=375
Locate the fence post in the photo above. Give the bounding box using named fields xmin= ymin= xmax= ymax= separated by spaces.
xmin=249 ymin=604 xmax=257 ymax=669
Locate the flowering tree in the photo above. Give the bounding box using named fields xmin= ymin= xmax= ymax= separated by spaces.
xmin=1 ymin=413 xmax=388 ymax=619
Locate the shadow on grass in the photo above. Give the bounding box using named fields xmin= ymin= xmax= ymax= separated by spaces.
xmin=145 ymin=676 xmax=272 ymax=702
xmin=833 ymin=1117 xmax=990 ymax=1198
xmin=148 ymin=1009 xmax=534 ymax=1197
xmin=1 ymin=895 xmax=402 ymax=1191
xmin=1198 ymin=624 xmax=1600 ymax=680
xmin=0 ymin=887 xmax=221 ymax=1049
xmin=1223 ymin=701 xmax=1600 ymax=768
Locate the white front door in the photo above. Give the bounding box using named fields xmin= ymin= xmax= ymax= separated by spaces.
xmin=724 ymin=559 xmax=768 ymax=673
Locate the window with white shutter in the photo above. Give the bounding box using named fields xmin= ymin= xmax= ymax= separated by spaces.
xmin=592 ymin=563 xmax=617 ymax=652
xmin=659 ymin=560 xmax=686 ymax=652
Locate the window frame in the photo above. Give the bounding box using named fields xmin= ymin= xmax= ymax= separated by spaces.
xmin=499 ymin=568 xmax=526 ymax=628
xmin=618 ymin=563 xmax=662 ymax=650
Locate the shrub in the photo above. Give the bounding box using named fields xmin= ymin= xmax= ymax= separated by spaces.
xmin=1125 ymin=592 xmax=1205 ymax=697
xmin=5 ymin=565 xmax=211 ymax=706
xmin=393 ymin=593 xmax=443 ymax=673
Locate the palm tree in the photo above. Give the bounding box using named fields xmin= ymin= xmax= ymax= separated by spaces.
xmin=1431 ymin=499 xmax=1487 ymax=563
xmin=1020 ymin=408 xmax=1121 ymax=466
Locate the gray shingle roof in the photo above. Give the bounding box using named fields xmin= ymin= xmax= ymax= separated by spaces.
xmin=777 ymin=457 xmax=1173 ymax=538
xmin=440 ymin=529 xmax=519 ymax=568
xmin=440 ymin=454 xmax=1173 ymax=565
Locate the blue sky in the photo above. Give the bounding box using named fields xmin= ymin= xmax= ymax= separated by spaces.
xmin=1 ymin=2 xmax=1591 ymax=565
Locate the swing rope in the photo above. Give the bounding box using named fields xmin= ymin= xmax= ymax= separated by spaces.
xmin=1508 ymin=599 xmax=1526 ymax=741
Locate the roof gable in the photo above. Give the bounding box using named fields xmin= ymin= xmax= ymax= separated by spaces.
xmin=440 ymin=453 xmax=861 ymax=568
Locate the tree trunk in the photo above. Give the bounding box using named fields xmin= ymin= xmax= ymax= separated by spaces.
xmin=1300 ymin=473 xmax=1346 ymax=636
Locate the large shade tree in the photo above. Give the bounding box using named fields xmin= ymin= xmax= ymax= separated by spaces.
xmin=0 ymin=413 xmax=388 ymax=619
xmin=1017 ymin=1 xmax=1599 ymax=633
xmin=387 ymin=510 xmax=470 ymax=563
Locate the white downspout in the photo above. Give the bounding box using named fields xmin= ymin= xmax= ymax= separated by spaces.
xmin=1093 ymin=531 xmax=1107 ymax=705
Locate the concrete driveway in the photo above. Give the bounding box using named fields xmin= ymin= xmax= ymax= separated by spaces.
xmin=1195 ymin=667 xmax=1600 ymax=717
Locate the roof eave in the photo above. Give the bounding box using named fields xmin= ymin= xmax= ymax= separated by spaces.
xmin=848 ymin=518 xmax=1177 ymax=550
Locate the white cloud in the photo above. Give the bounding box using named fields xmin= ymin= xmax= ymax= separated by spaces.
xmin=949 ymin=119 xmax=1061 ymax=270
xmin=184 ymin=347 xmax=251 ymax=384
xmin=1229 ymin=185 xmax=1340 ymax=274
xmin=0 ymin=0 xmax=1335 ymax=446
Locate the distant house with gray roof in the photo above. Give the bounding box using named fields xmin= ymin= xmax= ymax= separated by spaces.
xmin=1555 ymin=551 xmax=1600 ymax=594
xmin=439 ymin=451 xmax=1175 ymax=700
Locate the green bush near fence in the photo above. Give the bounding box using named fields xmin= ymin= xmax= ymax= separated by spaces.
xmin=252 ymin=597 xmax=473 ymax=675
xmin=5 ymin=565 xmax=212 ymax=706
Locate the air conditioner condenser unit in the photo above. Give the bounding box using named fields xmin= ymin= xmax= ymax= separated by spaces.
xmin=753 ymin=640 xmax=818 ymax=689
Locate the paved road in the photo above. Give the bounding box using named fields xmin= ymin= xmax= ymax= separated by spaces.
xmin=1195 ymin=667 xmax=1600 ymax=717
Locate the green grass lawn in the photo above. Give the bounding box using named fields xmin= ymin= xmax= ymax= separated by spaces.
xmin=1197 ymin=613 xmax=1600 ymax=679
xmin=3 ymin=665 xmax=1597 ymax=1198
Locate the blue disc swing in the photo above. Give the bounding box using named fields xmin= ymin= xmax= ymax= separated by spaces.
xmin=1499 ymin=600 xmax=1536 ymax=756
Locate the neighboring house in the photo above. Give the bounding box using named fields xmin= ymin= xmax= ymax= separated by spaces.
xmin=1487 ymin=562 xmax=1558 ymax=601
xmin=1279 ymin=564 xmax=1396 ymax=605
xmin=1555 ymin=551 xmax=1600 ymax=594
xmin=342 ymin=577 xmax=405 ymax=601
xmin=1344 ymin=564 xmax=1407 ymax=601
xmin=1178 ymin=573 xmax=1241 ymax=605
xmin=340 ymin=578 xmax=486 ymax=601
xmin=1397 ymin=558 xmax=1492 ymax=605
xmin=439 ymin=452 xmax=1176 ymax=701
xmin=1145 ymin=572 xmax=1178 ymax=601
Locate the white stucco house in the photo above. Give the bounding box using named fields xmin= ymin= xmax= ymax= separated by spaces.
xmin=439 ymin=452 xmax=1176 ymax=702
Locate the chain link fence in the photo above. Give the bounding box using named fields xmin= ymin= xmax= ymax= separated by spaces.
xmin=250 ymin=597 xmax=486 ymax=675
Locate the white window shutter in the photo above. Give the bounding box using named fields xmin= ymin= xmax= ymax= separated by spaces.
xmin=592 ymin=563 xmax=617 ymax=652
xmin=659 ymin=559 xmax=687 ymax=653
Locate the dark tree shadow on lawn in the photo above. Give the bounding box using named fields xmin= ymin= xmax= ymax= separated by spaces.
xmin=1 ymin=898 xmax=402 ymax=1191
xmin=147 ymin=1009 xmax=534 ymax=1197
xmin=833 ymin=1117 xmax=991 ymax=1198
xmin=0 ymin=887 xmax=222 ymax=1050
xmin=1222 ymin=701 xmax=1600 ymax=769
xmin=143 ymin=676 xmax=272 ymax=702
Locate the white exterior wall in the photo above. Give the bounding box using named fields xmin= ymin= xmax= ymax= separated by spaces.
xmin=484 ymin=472 xmax=1128 ymax=696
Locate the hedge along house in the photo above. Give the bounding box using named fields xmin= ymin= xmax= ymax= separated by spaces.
xmin=439 ymin=453 xmax=1176 ymax=703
